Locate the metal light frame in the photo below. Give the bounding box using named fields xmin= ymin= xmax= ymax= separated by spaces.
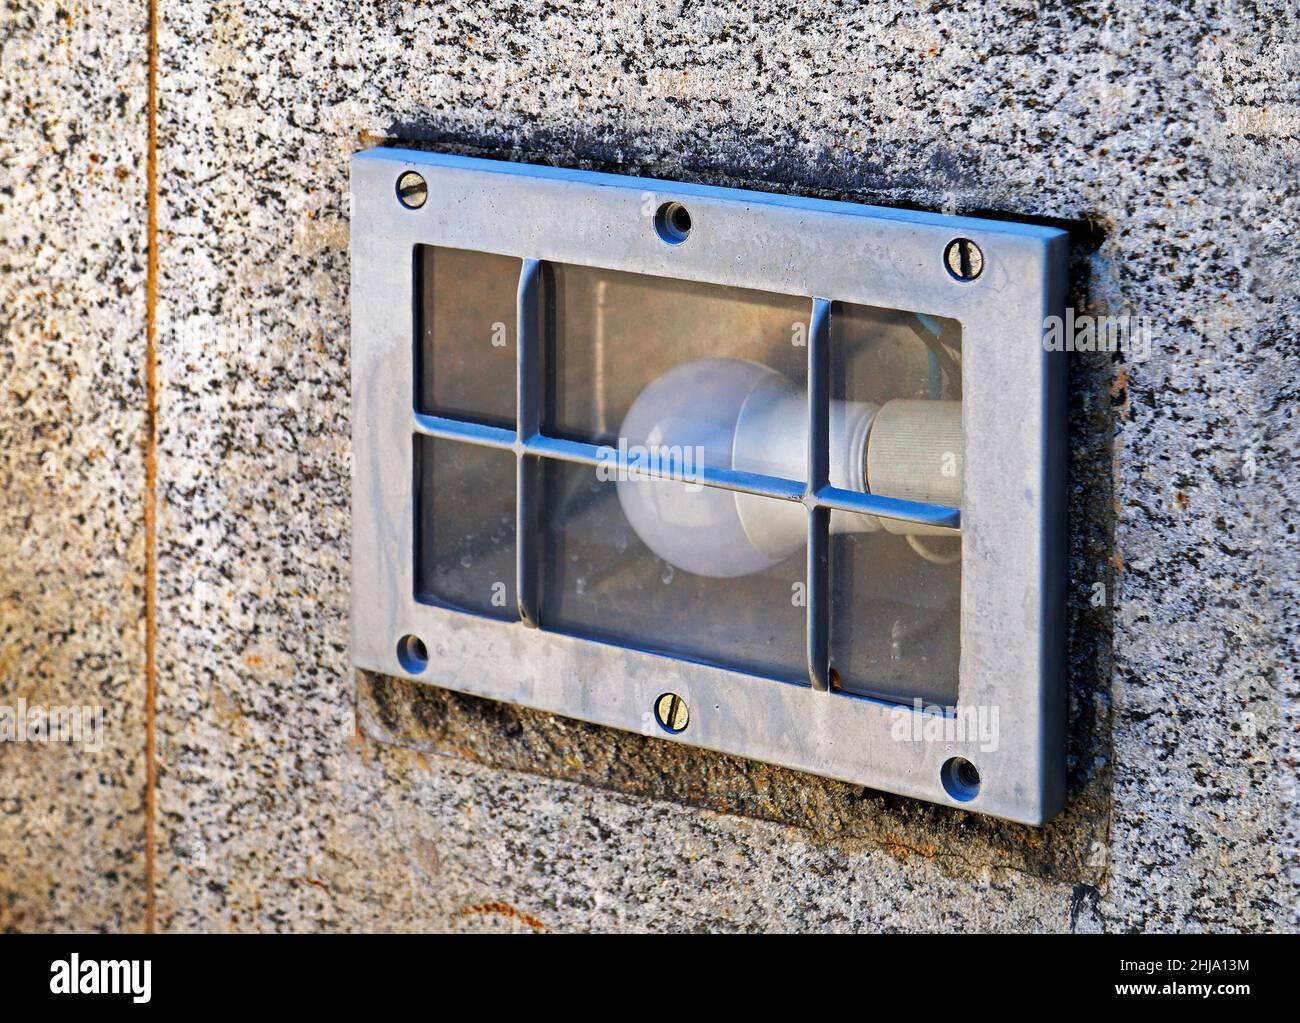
xmin=351 ymin=148 xmax=1069 ymax=824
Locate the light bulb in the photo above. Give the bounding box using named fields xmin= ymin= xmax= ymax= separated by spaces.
xmin=615 ymin=358 xmax=960 ymax=579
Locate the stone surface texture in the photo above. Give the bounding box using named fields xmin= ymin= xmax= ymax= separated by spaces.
xmin=0 ymin=0 xmax=149 ymax=932
xmin=1 ymin=0 xmax=1296 ymax=931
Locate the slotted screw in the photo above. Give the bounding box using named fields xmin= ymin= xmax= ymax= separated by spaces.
xmin=655 ymin=692 xmax=689 ymax=733
xmin=944 ymin=238 xmax=984 ymax=281
xmin=396 ymin=171 xmax=428 ymax=210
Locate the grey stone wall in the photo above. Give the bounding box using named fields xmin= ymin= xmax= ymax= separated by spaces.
xmin=0 ymin=0 xmax=149 ymax=931
xmin=0 ymin=0 xmax=1294 ymax=932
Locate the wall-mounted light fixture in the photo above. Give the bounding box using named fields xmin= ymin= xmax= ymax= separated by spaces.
xmin=351 ymin=149 xmax=1069 ymax=824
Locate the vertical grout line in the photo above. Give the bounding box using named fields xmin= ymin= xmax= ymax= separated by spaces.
xmin=143 ymin=0 xmax=159 ymax=935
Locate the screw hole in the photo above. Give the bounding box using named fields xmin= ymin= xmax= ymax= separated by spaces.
xmin=940 ymin=756 xmax=981 ymax=801
xmin=396 ymin=634 xmax=429 ymax=673
xmin=654 ymin=692 xmax=690 ymax=733
xmin=396 ymin=171 xmax=428 ymax=210
xmin=654 ymin=201 xmax=692 ymax=245
xmin=943 ymin=237 xmax=983 ymax=281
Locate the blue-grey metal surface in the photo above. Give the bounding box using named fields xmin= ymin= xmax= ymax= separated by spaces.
xmin=806 ymin=298 xmax=832 ymax=692
xmin=350 ymin=147 xmax=1069 ymax=824
xmin=515 ymin=258 xmax=542 ymax=629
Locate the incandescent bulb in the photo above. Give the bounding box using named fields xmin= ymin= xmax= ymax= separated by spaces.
xmin=615 ymin=358 xmax=961 ymax=579
xmin=615 ymin=359 xmax=795 ymax=578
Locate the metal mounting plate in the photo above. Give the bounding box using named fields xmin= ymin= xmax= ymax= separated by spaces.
xmin=350 ymin=148 xmax=1068 ymax=824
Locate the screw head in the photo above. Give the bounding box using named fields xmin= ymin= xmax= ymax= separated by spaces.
xmin=396 ymin=171 xmax=428 ymax=210
xmin=654 ymin=692 xmax=690 ymax=733
xmin=944 ymin=237 xmax=984 ymax=281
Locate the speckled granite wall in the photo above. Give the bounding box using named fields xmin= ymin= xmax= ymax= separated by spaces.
xmin=0 ymin=1 xmax=149 ymax=931
xmin=2 ymin=0 xmax=1295 ymax=931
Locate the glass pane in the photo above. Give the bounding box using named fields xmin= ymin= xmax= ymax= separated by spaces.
xmin=830 ymin=524 xmax=961 ymax=706
xmin=543 ymin=264 xmax=810 ymax=480
xmin=540 ymin=459 xmax=807 ymax=683
xmin=828 ymin=303 xmax=962 ymax=704
xmin=416 ymin=245 xmax=520 ymax=427
xmin=415 ymin=436 xmax=518 ymax=621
